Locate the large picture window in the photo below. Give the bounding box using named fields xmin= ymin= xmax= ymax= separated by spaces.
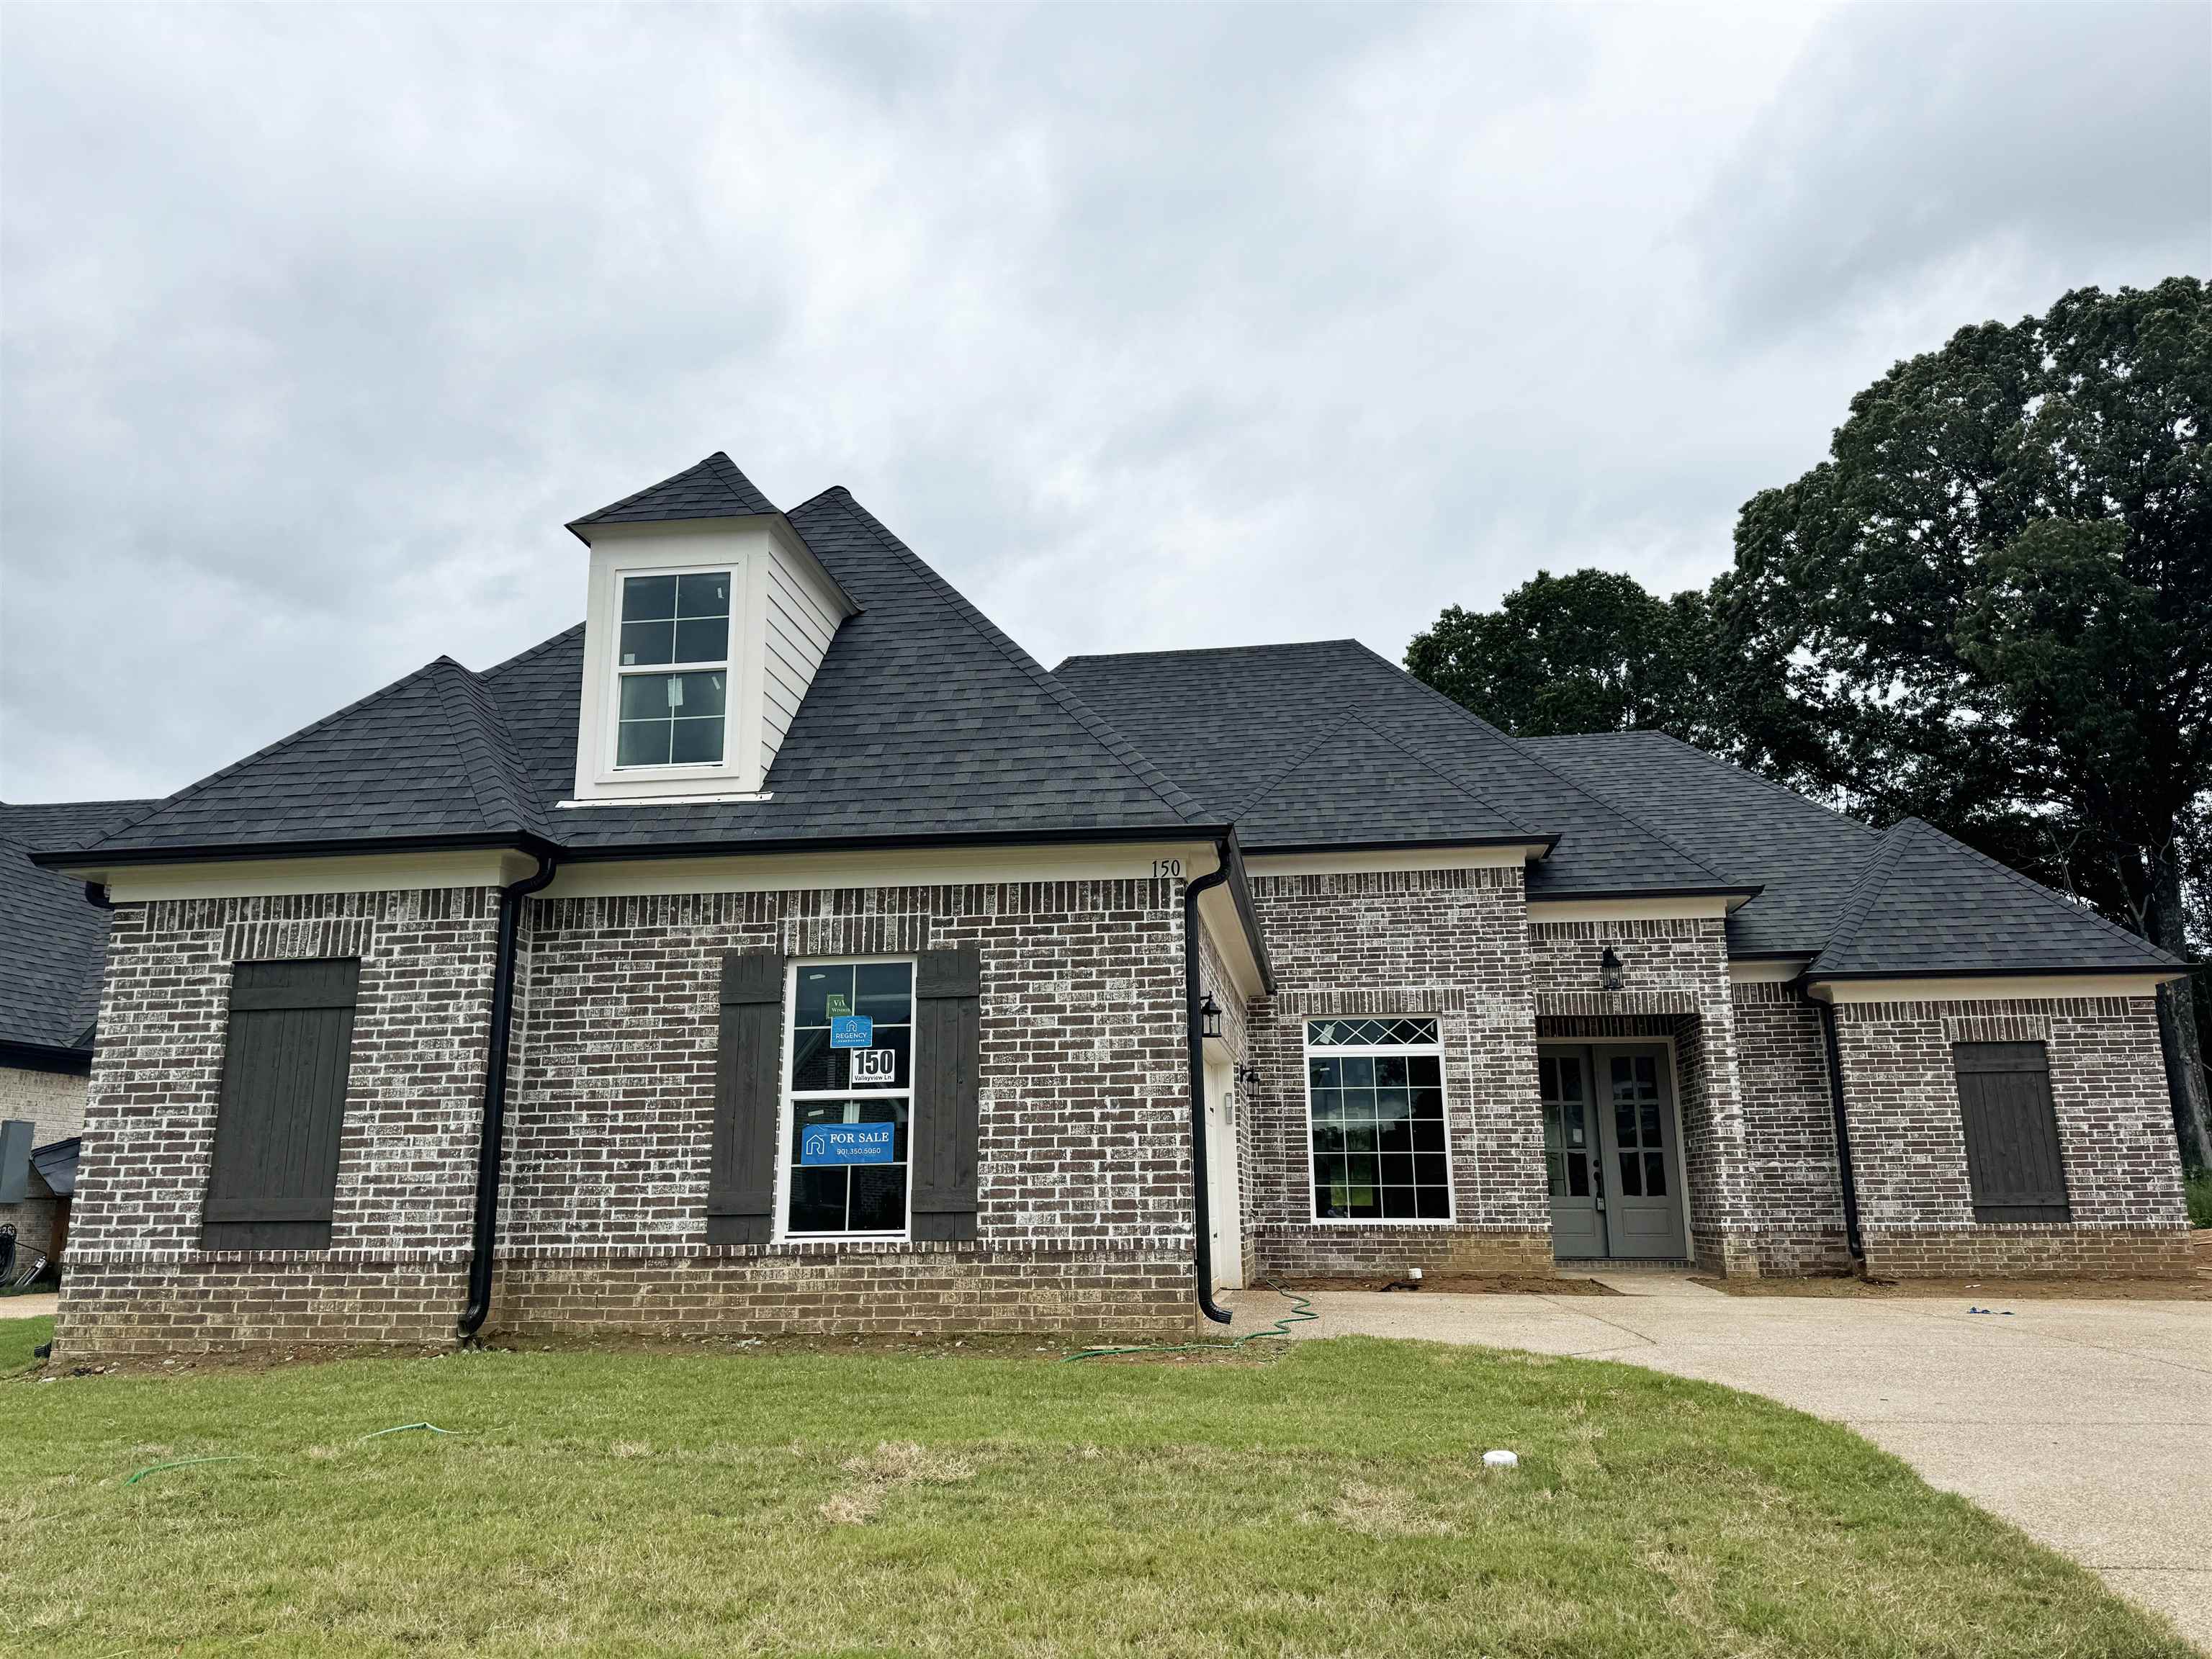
xmin=1304 ymin=1017 xmax=1452 ymax=1223
xmin=783 ymin=960 xmax=914 ymax=1237
xmin=613 ymin=570 xmax=731 ymax=768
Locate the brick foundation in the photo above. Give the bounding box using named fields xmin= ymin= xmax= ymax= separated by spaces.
xmin=1862 ymin=1225 xmax=2197 ymax=1280
xmin=1248 ymin=1224 xmax=1552 ymax=1278
xmin=51 ymin=1255 xmax=468 ymax=1358
xmin=492 ymin=1244 xmax=1196 ymax=1339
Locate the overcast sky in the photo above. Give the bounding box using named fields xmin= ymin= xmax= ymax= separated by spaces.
xmin=2 ymin=2 xmax=2205 ymax=804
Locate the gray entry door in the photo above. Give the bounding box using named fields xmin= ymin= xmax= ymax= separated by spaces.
xmin=1591 ymin=1046 xmax=1684 ymax=1259
xmin=1539 ymin=1049 xmax=1605 ymax=1258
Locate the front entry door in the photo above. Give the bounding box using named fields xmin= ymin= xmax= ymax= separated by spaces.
xmin=1539 ymin=1051 xmax=1605 ymax=1258
xmin=1593 ymin=1047 xmax=1683 ymax=1259
xmin=1539 ymin=1044 xmax=1686 ymax=1261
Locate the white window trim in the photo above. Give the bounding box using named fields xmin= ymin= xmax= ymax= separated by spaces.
xmin=773 ymin=955 xmax=919 ymax=1245
xmin=606 ymin=564 xmax=738 ymax=778
xmin=1300 ymin=1016 xmax=1458 ymax=1227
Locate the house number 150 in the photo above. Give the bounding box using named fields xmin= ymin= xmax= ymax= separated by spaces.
xmin=1151 ymin=859 xmax=1183 ymax=879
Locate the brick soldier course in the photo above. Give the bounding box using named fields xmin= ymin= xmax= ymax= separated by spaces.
xmin=19 ymin=451 xmax=2191 ymax=1359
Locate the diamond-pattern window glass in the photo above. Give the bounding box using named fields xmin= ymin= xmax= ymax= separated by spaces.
xmin=1307 ymin=1017 xmax=1439 ymax=1048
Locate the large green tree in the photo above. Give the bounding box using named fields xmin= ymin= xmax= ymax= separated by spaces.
xmin=1409 ymin=277 xmax=2212 ymax=1167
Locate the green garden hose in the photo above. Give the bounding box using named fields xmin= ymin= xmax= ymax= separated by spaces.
xmin=1062 ymin=1282 xmax=1318 ymax=1363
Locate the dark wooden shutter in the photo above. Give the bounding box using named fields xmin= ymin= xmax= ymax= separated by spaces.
xmin=202 ymin=958 xmax=360 ymax=1250
xmin=910 ymin=946 xmax=981 ymax=1241
xmin=706 ymin=949 xmax=785 ymax=1245
xmin=1954 ymin=1042 xmax=2072 ymax=1223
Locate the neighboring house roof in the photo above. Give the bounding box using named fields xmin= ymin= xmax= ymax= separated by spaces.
xmin=1806 ymin=817 xmax=2177 ymax=980
xmin=1051 ymin=640 xmax=1739 ymax=897
xmin=1522 ymin=729 xmax=1879 ymax=958
xmin=567 ymin=451 xmax=779 ymax=539
xmin=0 ymin=799 xmax=155 ymax=1056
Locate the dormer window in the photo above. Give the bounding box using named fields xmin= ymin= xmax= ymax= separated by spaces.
xmin=616 ymin=571 xmax=731 ymax=768
xmin=563 ymin=452 xmax=857 ymax=807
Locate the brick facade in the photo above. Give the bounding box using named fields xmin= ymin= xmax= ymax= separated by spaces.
xmin=52 ymin=868 xmax=2195 ymax=1357
xmin=55 ymin=889 xmax=505 ymax=1357
xmin=1730 ymin=983 xmax=1851 ymax=1273
xmin=58 ymin=878 xmax=1205 ymax=1357
xmin=1 ymin=1062 xmax=88 ymax=1263
xmin=1835 ymin=994 xmax=2193 ymax=1278
xmin=1240 ymin=866 xmax=1555 ymax=1278
xmin=1529 ymin=917 xmax=1763 ymax=1274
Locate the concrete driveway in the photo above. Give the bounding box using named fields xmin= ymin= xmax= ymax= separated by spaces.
xmin=1228 ymin=1274 xmax=2212 ymax=1650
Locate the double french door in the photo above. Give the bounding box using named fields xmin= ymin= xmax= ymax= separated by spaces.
xmin=1538 ymin=1044 xmax=1686 ymax=1260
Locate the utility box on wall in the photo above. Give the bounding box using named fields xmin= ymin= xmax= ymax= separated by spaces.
xmin=0 ymin=1119 xmax=32 ymax=1204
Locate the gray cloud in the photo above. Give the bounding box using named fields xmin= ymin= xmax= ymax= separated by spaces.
xmin=2 ymin=1 xmax=2205 ymax=802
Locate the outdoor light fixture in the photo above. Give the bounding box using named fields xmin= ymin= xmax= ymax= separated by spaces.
xmin=1599 ymin=946 xmax=1624 ymax=992
xmin=1199 ymin=994 xmax=1223 ymax=1040
xmin=1235 ymin=1061 xmax=1261 ymax=1089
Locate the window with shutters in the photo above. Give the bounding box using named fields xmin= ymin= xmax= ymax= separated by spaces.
xmin=707 ymin=947 xmax=979 ymax=1248
xmin=1954 ymin=1041 xmax=2073 ymax=1224
xmin=202 ymin=958 xmax=360 ymax=1251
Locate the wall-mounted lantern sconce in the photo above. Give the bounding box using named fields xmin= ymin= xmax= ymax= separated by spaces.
xmin=1199 ymin=994 xmax=1223 ymax=1040
xmin=1235 ymin=1061 xmax=1262 ymax=1090
xmin=1599 ymin=946 xmax=1624 ymax=992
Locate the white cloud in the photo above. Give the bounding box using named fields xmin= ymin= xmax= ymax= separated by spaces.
xmin=1 ymin=1 xmax=2203 ymax=801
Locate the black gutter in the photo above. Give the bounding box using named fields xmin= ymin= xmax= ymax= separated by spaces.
xmin=0 ymin=1039 xmax=94 ymax=1076
xmin=32 ymin=823 xmax=1216 ymax=873
xmin=1241 ymin=833 xmax=1560 ymax=857
xmin=1814 ymin=997 xmax=1864 ymax=1263
xmin=1184 ymin=843 xmax=1233 ymax=1326
xmin=457 ymin=851 xmax=559 ymax=1343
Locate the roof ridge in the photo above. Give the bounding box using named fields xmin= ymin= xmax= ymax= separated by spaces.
xmin=1347 ymin=642 xmax=1739 ymax=887
xmin=480 ymin=621 xmax=585 ymax=683
xmin=424 ymin=657 xmax=539 ymax=837
xmin=1056 ymin=638 xmax=1364 ymax=670
xmin=70 ymin=657 xmax=462 ymax=858
xmin=1814 ymin=818 xmax=1921 ymax=966
xmin=1224 ymin=709 xmax=1364 ymax=819
xmin=816 ymin=490 xmax=1217 ymax=829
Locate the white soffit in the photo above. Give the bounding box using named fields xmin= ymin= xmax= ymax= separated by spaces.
xmin=1728 ymin=958 xmax=1809 ymax=984
xmin=540 ymin=840 xmax=1223 ymax=899
xmin=1527 ymin=894 xmax=1735 ymax=922
xmin=99 ymin=850 xmax=543 ymax=902
xmin=1244 ymin=842 xmax=1549 ymax=878
xmin=1810 ymin=973 xmax=2181 ymax=1004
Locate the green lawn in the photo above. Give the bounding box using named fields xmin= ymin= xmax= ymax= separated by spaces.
xmin=2 ymin=1315 xmax=2187 ymax=1658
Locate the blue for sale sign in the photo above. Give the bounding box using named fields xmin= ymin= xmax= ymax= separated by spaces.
xmin=800 ymin=1123 xmax=896 ymax=1166
xmin=830 ymin=1014 xmax=874 ymax=1049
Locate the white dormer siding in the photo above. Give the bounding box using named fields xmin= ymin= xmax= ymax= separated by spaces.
xmin=567 ymin=517 xmax=853 ymax=806
xmin=761 ymin=547 xmax=842 ymax=779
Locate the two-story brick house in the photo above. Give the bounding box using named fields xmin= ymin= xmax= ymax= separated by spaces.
xmin=34 ymin=453 xmax=2193 ymax=1357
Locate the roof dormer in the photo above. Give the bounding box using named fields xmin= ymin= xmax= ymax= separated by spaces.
xmin=565 ymin=454 xmax=857 ymax=806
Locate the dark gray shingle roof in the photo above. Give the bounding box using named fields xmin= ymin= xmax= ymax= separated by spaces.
xmin=566 ymin=451 xmax=778 ymax=539
xmin=1051 ymin=640 xmax=1733 ymax=896
xmin=64 ymin=657 xmax=554 ymax=858
xmin=1807 ymin=817 xmax=2177 ymax=979
xmin=0 ymin=799 xmax=154 ymax=1053
xmin=485 ymin=487 xmax=1215 ymax=849
xmin=1523 ymin=729 xmax=1879 ymax=958
xmin=57 ymin=484 xmax=1212 ymax=866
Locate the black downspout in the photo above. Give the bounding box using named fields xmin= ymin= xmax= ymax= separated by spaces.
xmin=458 ymin=852 xmax=558 ymax=1343
xmin=1184 ymin=846 xmax=1233 ymax=1326
xmin=84 ymin=882 xmax=112 ymax=910
xmin=1816 ymin=997 xmax=1865 ymax=1264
